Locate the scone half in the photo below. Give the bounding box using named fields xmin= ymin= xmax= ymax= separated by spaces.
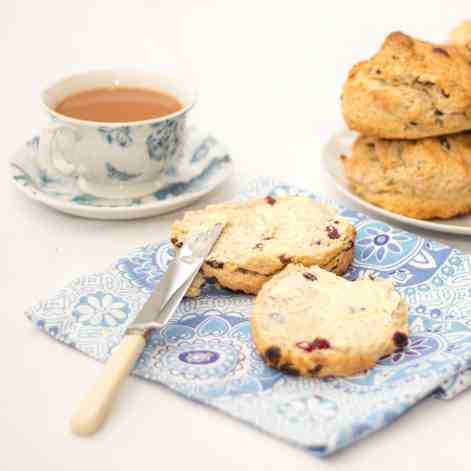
xmin=251 ymin=265 xmax=408 ymax=377
xmin=171 ymin=195 xmax=356 ymax=295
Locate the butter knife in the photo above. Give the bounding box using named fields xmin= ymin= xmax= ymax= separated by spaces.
xmin=70 ymin=223 xmax=225 ymax=436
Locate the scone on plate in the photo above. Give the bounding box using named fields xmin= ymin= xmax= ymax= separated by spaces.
xmin=342 ymin=31 xmax=471 ymax=139
xmin=342 ymin=134 xmax=471 ymax=220
xmin=450 ymin=20 xmax=471 ymax=59
xmin=251 ymin=265 xmax=408 ymax=377
xmin=171 ymin=195 xmax=356 ymax=295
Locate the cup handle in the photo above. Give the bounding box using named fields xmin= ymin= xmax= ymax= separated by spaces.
xmin=38 ymin=124 xmax=81 ymax=177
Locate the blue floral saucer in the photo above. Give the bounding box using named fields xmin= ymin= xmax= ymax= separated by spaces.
xmin=9 ymin=127 xmax=233 ymax=220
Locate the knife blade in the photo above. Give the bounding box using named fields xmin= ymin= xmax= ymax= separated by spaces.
xmin=126 ymin=222 xmax=225 ymax=333
xmin=70 ymin=222 xmax=225 ymax=436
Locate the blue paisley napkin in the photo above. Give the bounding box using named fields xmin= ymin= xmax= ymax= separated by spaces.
xmin=26 ymin=178 xmax=471 ymax=456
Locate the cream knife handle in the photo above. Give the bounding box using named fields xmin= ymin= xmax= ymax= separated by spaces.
xmin=70 ymin=334 xmax=146 ymax=436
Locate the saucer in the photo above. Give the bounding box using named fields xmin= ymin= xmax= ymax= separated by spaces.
xmin=322 ymin=129 xmax=471 ymax=236
xmin=10 ymin=127 xmax=233 ymax=220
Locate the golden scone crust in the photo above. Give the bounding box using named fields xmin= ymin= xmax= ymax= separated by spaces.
xmin=342 ymin=32 xmax=471 ymax=139
xmin=171 ymin=195 xmax=356 ymax=296
xmin=450 ymin=20 xmax=471 ymax=59
xmin=251 ymin=265 xmax=409 ymax=377
xmin=342 ymin=133 xmax=471 ymax=220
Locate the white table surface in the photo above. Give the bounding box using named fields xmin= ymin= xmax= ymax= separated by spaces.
xmin=2 ymin=1 xmax=471 ymax=469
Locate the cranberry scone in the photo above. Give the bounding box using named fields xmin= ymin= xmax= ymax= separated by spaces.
xmin=251 ymin=265 xmax=409 ymax=377
xmin=171 ymin=195 xmax=356 ymax=296
xmin=342 ymin=133 xmax=471 ymax=220
xmin=342 ymin=31 xmax=471 ymax=139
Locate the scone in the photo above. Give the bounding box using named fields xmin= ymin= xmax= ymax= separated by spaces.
xmin=342 ymin=134 xmax=471 ymax=220
xmin=342 ymin=31 xmax=471 ymax=139
xmin=171 ymin=195 xmax=356 ymax=295
xmin=251 ymin=265 xmax=408 ymax=377
xmin=450 ymin=20 xmax=471 ymax=59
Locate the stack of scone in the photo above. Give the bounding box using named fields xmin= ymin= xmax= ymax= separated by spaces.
xmin=340 ymin=26 xmax=471 ymax=220
xmin=171 ymin=195 xmax=409 ymax=378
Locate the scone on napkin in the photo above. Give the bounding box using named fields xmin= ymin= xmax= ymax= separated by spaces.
xmin=171 ymin=195 xmax=356 ymax=295
xmin=251 ymin=265 xmax=408 ymax=377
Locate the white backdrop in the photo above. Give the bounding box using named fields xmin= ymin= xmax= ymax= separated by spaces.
xmin=2 ymin=1 xmax=471 ymax=470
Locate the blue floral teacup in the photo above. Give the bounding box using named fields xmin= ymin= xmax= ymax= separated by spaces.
xmin=38 ymin=70 xmax=196 ymax=198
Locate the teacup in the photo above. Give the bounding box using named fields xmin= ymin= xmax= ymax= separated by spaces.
xmin=38 ymin=70 xmax=196 ymax=199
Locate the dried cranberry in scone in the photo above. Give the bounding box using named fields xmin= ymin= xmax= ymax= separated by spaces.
xmin=326 ymin=225 xmax=340 ymax=239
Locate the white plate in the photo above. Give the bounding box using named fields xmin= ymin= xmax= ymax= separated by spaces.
xmin=321 ymin=129 xmax=471 ymax=236
xmin=10 ymin=127 xmax=233 ymax=220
